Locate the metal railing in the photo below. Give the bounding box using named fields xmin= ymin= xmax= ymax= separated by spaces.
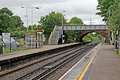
xmin=61 ymin=25 xmax=108 ymax=30
xmin=48 ymin=26 xmax=63 ymax=45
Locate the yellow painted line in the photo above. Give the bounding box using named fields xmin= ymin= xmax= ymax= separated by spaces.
xmin=77 ymin=44 xmax=101 ymax=80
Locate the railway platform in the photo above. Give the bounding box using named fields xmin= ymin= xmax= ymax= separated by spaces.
xmin=88 ymin=44 xmax=120 ymax=80
xmin=0 ymin=43 xmax=77 ymax=61
xmin=59 ymin=43 xmax=120 ymax=80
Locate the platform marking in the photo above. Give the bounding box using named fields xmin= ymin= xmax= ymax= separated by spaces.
xmin=77 ymin=44 xmax=102 ymax=80
xmin=58 ymin=51 xmax=88 ymax=80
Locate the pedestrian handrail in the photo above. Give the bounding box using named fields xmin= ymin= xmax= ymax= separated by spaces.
xmin=48 ymin=26 xmax=63 ymax=45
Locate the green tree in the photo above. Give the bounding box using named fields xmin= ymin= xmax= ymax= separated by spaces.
xmin=65 ymin=17 xmax=83 ymax=43
xmin=96 ymin=0 xmax=113 ymax=21
xmin=82 ymin=33 xmax=103 ymax=42
xmin=68 ymin=17 xmax=83 ymax=25
xmin=96 ymin=0 xmax=120 ymax=51
xmin=28 ymin=24 xmax=38 ymax=31
xmin=38 ymin=11 xmax=66 ymax=41
xmin=10 ymin=26 xmax=27 ymax=38
xmin=8 ymin=15 xmax=24 ymax=37
xmin=0 ymin=8 xmax=13 ymax=34
xmin=11 ymin=15 xmax=24 ymax=28
xmin=0 ymin=8 xmax=26 ymax=38
xmin=97 ymin=0 xmax=120 ymax=31
xmin=109 ymin=0 xmax=120 ymax=31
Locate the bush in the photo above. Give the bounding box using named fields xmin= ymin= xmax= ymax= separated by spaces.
xmin=116 ymin=49 xmax=120 ymax=55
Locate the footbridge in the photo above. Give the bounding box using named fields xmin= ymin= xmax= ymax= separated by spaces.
xmin=63 ymin=25 xmax=107 ymax=30
xmin=48 ymin=25 xmax=108 ymax=45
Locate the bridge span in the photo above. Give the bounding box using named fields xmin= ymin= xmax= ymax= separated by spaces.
xmin=48 ymin=25 xmax=108 ymax=45
xmin=63 ymin=25 xmax=107 ymax=30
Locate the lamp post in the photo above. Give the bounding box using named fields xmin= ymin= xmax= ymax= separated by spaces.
xmin=62 ymin=10 xmax=66 ymax=27
xmin=0 ymin=36 xmax=3 ymax=54
xmin=115 ymin=31 xmax=119 ymax=49
xmin=21 ymin=7 xmax=28 ymax=31
xmin=62 ymin=10 xmax=66 ymax=44
xmin=31 ymin=7 xmax=39 ymax=31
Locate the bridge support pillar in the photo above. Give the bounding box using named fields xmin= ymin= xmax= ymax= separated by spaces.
xmin=79 ymin=37 xmax=83 ymax=42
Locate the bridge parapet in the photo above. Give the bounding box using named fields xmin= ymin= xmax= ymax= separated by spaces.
xmin=62 ymin=25 xmax=108 ymax=30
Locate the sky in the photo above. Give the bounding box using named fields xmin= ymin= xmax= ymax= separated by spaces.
xmin=0 ymin=0 xmax=105 ymax=26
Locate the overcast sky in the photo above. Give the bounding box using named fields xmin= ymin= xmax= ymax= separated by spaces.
xmin=0 ymin=0 xmax=104 ymax=26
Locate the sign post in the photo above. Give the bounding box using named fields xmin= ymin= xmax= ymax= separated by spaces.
xmin=0 ymin=36 xmax=3 ymax=54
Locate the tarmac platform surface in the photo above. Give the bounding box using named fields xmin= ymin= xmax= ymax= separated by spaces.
xmin=89 ymin=44 xmax=120 ymax=80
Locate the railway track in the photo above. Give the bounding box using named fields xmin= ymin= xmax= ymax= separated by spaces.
xmin=0 ymin=42 xmax=99 ymax=80
xmin=15 ymin=45 xmax=86 ymax=80
xmin=0 ymin=43 xmax=81 ymax=71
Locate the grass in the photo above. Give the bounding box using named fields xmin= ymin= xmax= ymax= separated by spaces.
xmin=3 ymin=47 xmax=29 ymax=54
xmin=116 ymin=49 xmax=120 ymax=55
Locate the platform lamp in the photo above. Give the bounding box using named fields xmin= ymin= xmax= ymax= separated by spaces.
xmin=31 ymin=7 xmax=39 ymax=31
xmin=115 ymin=30 xmax=119 ymax=49
xmin=62 ymin=10 xmax=66 ymax=44
xmin=21 ymin=7 xmax=29 ymax=31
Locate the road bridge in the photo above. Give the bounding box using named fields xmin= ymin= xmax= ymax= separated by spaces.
xmin=48 ymin=25 xmax=108 ymax=45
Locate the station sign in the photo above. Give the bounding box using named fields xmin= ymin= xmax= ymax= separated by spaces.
xmin=2 ymin=33 xmax=10 ymax=43
xmin=36 ymin=30 xmax=44 ymax=32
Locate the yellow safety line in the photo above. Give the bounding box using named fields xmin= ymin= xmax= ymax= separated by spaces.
xmin=77 ymin=44 xmax=101 ymax=80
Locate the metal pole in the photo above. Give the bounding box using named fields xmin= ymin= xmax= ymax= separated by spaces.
xmin=31 ymin=7 xmax=39 ymax=31
xmin=26 ymin=7 xmax=28 ymax=31
xmin=115 ymin=31 xmax=118 ymax=49
xmin=0 ymin=36 xmax=3 ymax=54
xmin=62 ymin=14 xmax=63 ymax=44
xmin=62 ymin=14 xmax=63 ymax=27
xmin=62 ymin=10 xmax=66 ymax=27
xmin=36 ymin=32 xmax=37 ymax=48
xmin=90 ymin=18 xmax=92 ymax=25
xmin=31 ymin=7 xmax=33 ymax=31
xmin=21 ymin=7 xmax=29 ymax=31
xmin=10 ymin=36 xmax=11 ymax=53
xmin=62 ymin=10 xmax=66 ymax=44
xmin=1 ymin=33 xmax=4 ymax=54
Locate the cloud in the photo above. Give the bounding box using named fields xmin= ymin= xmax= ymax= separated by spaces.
xmin=0 ymin=0 xmax=104 ymax=26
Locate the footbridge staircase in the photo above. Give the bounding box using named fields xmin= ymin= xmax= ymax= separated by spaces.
xmin=48 ymin=26 xmax=63 ymax=45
